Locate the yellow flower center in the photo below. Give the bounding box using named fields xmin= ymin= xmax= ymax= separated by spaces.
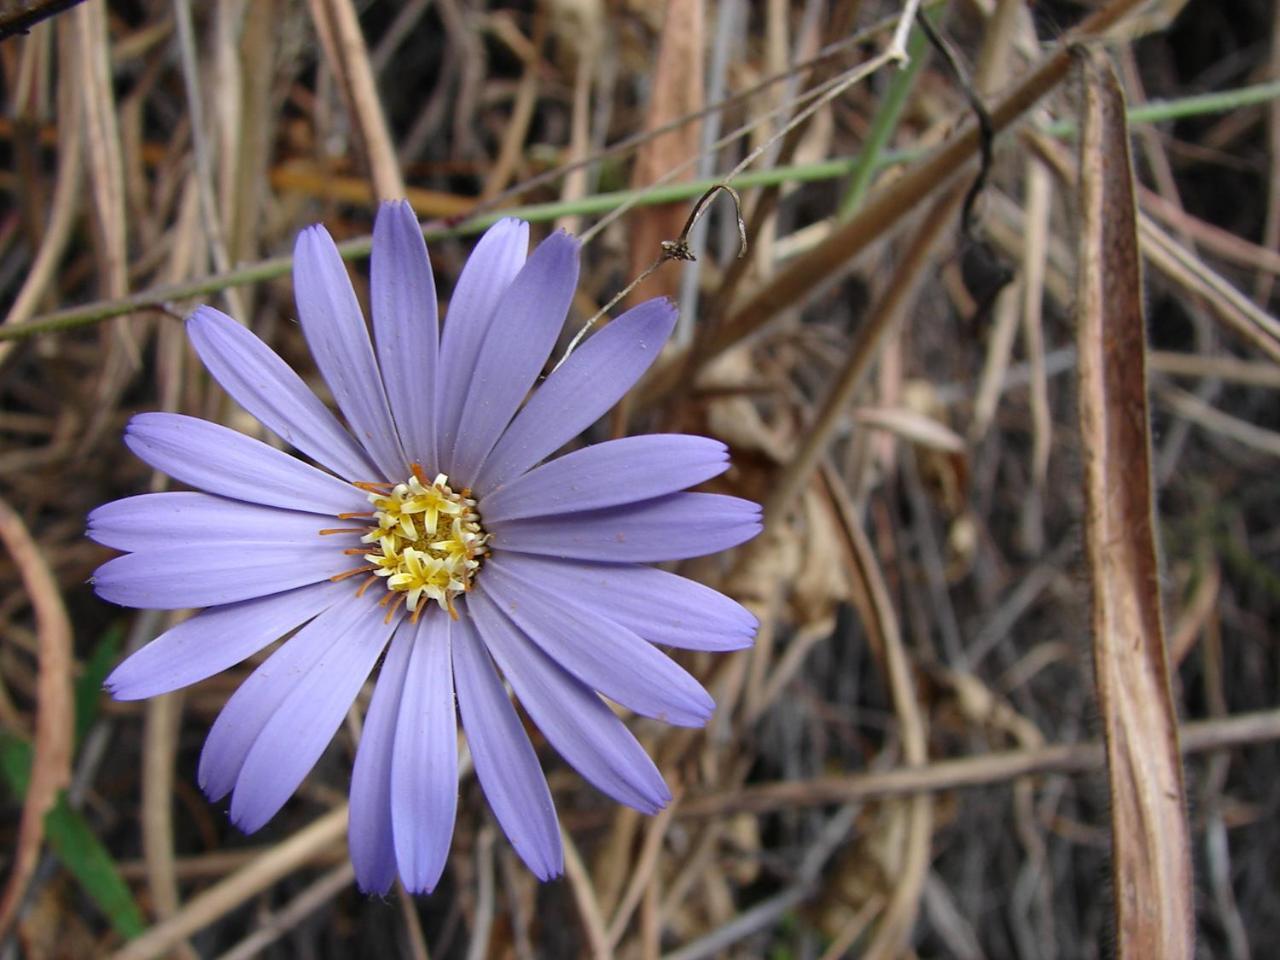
xmin=329 ymin=466 xmax=488 ymax=622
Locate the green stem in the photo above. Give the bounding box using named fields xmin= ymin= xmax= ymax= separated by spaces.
xmin=5 ymin=80 xmax=1279 ymax=342
xmin=839 ymin=22 xmax=931 ymax=219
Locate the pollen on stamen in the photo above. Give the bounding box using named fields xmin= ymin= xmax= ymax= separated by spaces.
xmin=335 ymin=472 xmax=490 ymax=621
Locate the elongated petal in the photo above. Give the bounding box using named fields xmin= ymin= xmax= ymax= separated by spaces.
xmin=452 ymin=613 xmax=561 ymax=879
xmin=92 ymin=541 xmax=353 ymax=610
xmin=187 ymin=306 xmax=378 ymax=480
xmin=230 ymin=604 xmax=396 ymax=832
xmin=294 ymin=224 xmax=406 ymax=478
xmin=372 ymin=201 xmax=438 ymax=469
xmin=491 ymin=492 xmax=761 ymax=562
xmin=492 ymin=555 xmax=756 ymax=651
xmin=437 ymin=219 xmax=528 ymax=470
xmin=125 ymin=413 xmax=365 ymax=516
xmin=199 ymin=593 xmax=374 ymax=801
xmin=468 ymin=589 xmax=670 ymax=813
xmin=349 ymin=621 xmax=414 ymax=895
xmin=390 ymin=614 xmax=457 ymax=894
xmin=479 ymin=435 xmax=728 ymax=523
xmin=106 ymin=581 xmax=343 ymax=700
xmin=482 ymin=560 xmax=713 ymax=726
xmin=88 ymin=492 xmax=358 ymax=553
xmin=475 ymin=298 xmax=677 ymax=494
xmin=348 ymin=619 xmax=412 ymax=901
xmin=448 ymin=232 xmax=580 ymax=483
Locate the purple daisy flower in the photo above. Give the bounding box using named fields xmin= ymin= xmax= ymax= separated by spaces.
xmin=89 ymin=200 xmax=760 ymax=894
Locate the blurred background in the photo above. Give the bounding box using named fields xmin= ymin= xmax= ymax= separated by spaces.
xmin=1 ymin=0 xmax=1278 ymax=956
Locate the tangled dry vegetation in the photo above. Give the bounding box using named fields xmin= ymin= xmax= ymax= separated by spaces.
xmin=1 ymin=0 xmax=1279 ymax=957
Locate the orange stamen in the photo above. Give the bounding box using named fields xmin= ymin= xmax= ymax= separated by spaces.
xmin=355 ymin=574 xmax=379 ymax=598
xmin=342 ymin=547 xmax=367 ymax=556
xmin=383 ymin=593 xmax=406 ymax=624
xmin=354 ymin=481 xmax=393 ymax=493
xmin=337 ymin=511 xmax=374 ymax=520
xmin=319 ymin=527 xmax=367 ymax=535
xmin=330 ymin=564 xmax=376 ymax=583
xmin=410 ymin=462 xmax=429 ymax=485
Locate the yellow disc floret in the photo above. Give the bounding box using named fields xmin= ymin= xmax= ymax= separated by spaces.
xmin=331 ymin=467 xmax=489 ymax=622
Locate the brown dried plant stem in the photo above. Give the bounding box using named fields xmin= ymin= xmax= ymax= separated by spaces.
xmin=1075 ymin=50 xmax=1193 ymax=959
xmin=640 ymin=0 xmax=1152 ymax=407
xmin=110 ymin=805 xmax=349 ymax=960
xmin=822 ymin=466 xmax=931 ymax=960
xmin=1 ymin=21 xmax=82 ymax=361
xmin=141 ymin=692 xmax=198 ymax=960
xmin=763 ymin=184 xmax=965 ymax=525
xmin=307 ymin=0 xmax=405 ymax=201
xmin=561 ymin=829 xmax=614 ymax=960
xmin=677 ymin=707 xmax=1280 ymax=819
xmin=0 ymin=495 xmax=74 ymax=938
xmin=1021 ymin=129 xmax=1280 ymax=365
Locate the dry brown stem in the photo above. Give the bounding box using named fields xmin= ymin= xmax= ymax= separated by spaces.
xmin=0 ymin=495 xmax=73 ymax=938
xmin=1074 ymin=48 xmax=1194 ymax=959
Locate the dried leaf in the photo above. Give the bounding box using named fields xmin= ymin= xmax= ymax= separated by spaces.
xmin=1074 ymin=49 xmax=1194 ymax=960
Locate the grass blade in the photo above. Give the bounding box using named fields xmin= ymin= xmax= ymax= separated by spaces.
xmin=0 ymin=734 xmax=145 ymax=940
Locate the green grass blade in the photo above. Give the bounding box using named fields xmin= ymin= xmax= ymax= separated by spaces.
xmin=0 ymin=733 xmax=146 ymax=939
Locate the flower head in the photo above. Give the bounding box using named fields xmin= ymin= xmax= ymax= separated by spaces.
xmin=89 ymin=201 xmax=761 ymax=894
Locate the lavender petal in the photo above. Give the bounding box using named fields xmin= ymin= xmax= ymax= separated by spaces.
xmin=453 ymin=612 xmax=561 ymax=879
xmin=468 ymin=589 xmax=671 ymax=813
xmin=372 ymin=201 xmax=438 ymax=470
xmin=448 ymin=231 xmax=580 ymax=483
xmin=230 ymin=602 xmax=396 ymax=833
xmin=92 ymin=541 xmax=354 ymax=610
xmin=349 ymin=621 xmax=414 ymax=895
xmin=106 ymin=581 xmax=343 ymax=700
xmin=294 ymin=224 xmax=406 ymax=478
xmin=475 ymin=298 xmax=677 ymax=494
xmin=124 ymin=412 xmax=365 ymax=516
xmin=198 ymin=593 xmax=376 ymax=802
xmin=482 ymin=560 xmax=714 ymax=727
xmin=490 ymin=492 xmax=762 ymax=562
xmin=479 ymin=435 xmax=728 ymax=523
xmin=489 ymin=554 xmax=756 ymax=652
xmin=390 ymin=614 xmax=457 ymax=894
xmin=187 ymin=306 xmax=378 ymax=480
xmin=88 ymin=492 xmax=357 ymax=553
xmin=437 ymin=219 xmax=528 ymax=474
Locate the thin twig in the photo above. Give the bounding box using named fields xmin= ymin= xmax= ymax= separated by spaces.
xmin=110 ymin=805 xmax=349 ymax=960
xmin=561 ymin=830 xmax=614 ymax=960
xmin=554 ymin=185 xmax=745 ymax=369
xmin=214 ymin=862 xmax=356 ymax=960
xmin=677 ymin=707 xmax=1280 ymax=819
xmin=0 ymin=496 xmax=74 ymax=939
